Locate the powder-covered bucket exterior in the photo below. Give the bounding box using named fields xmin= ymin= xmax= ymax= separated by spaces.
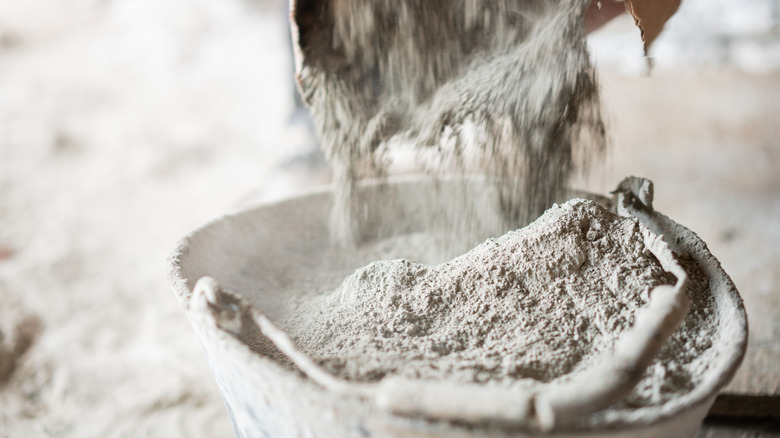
xmin=167 ymin=177 xmax=747 ymax=438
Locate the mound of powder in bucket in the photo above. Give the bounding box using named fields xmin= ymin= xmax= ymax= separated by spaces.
xmin=286 ymin=199 xmax=716 ymax=406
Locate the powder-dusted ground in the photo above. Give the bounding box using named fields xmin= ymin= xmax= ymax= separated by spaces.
xmin=0 ymin=0 xmax=778 ymax=437
xmin=286 ymin=199 xmax=715 ymax=406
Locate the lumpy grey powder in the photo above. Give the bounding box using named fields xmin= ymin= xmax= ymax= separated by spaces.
xmin=284 ymin=200 xmax=716 ymax=407
xmin=283 ymin=0 xmax=718 ymax=419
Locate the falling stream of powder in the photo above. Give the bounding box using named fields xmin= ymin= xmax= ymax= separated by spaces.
xmin=293 ymin=0 xmax=606 ymax=245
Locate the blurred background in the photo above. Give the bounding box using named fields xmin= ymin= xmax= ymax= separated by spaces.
xmin=0 ymin=0 xmax=777 ymax=436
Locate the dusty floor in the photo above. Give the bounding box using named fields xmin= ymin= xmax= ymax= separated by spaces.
xmin=0 ymin=0 xmax=778 ymax=437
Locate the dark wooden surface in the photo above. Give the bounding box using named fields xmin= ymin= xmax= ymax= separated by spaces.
xmin=697 ymin=416 xmax=780 ymax=438
xmin=709 ymin=395 xmax=780 ymax=419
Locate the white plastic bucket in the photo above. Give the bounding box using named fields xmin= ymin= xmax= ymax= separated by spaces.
xmin=167 ymin=177 xmax=747 ymax=438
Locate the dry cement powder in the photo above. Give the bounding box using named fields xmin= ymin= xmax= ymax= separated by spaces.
xmin=285 ymin=199 xmax=716 ymax=407
xmin=287 ymin=0 xmax=716 ymax=416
